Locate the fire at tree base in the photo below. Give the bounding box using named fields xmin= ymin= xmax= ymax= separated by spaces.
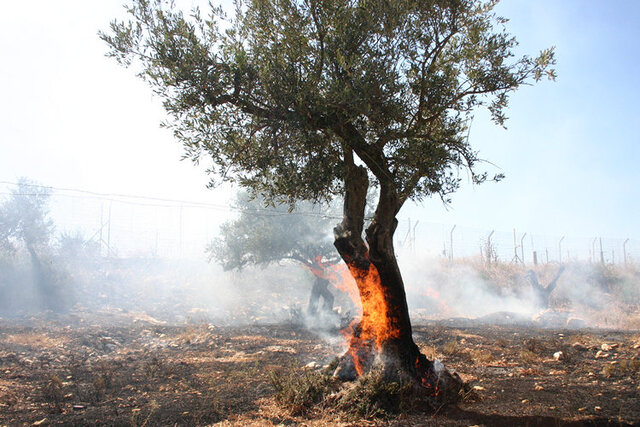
xmin=332 ymin=321 xmax=465 ymax=406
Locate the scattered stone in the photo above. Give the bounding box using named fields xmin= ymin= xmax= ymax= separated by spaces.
xmin=521 ymin=399 xmax=529 ymax=404
xmin=264 ymin=345 xmax=296 ymax=354
xmin=553 ymin=351 xmax=564 ymax=361
xmin=532 ymin=310 xmax=570 ymax=328
xmin=72 ymin=404 xmax=86 ymax=411
xmin=601 ymin=343 xmax=613 ymax=352
xmin=578 ymin=407 xmax=587 ymax=412
xmin=32 ymin=419 xmax=48 ymax=426
xmin=571 ymin=342 xmax=587 ymax=351
xmin=595 ymin=351 xmax=609 ymax=359
xmin=595 ymin=406 xmax=602 ymax=411
xmin=534 ymin=385 xmax=544 ymax=391
xmin=1 ymin=353 xmax=19 ymax=363
xmin=472 ymin=385 xmax=485 ymax=391
xmin=304 ymin=361 xmax=319 ymax=369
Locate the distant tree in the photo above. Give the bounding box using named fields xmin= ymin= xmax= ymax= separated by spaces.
xmin=0 ymin=178 xmax=66 ymax=311
xmin=103 ymin=0 xmax=555 ymax=393
xmin=0 ymin=178 xmax=54 ymax=256
xmin=209 ymin=192 xmax=342 ymax=315
xmin=527 ymin=266 xmax=565 ymax=310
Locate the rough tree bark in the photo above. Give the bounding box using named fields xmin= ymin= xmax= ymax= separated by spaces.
xmin=332 ymin=150 xmax=462 ymax=399
xmin=527 ymin=266 xmax=566 ymax=310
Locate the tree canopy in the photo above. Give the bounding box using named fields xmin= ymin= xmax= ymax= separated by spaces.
xmin=102 ymin=0 xmax=555 ymax=207
xmin=0 ymin=178 xmax=54 ymax=255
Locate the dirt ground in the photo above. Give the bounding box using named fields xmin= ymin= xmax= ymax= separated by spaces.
xmin=1 ymin=310 xmax=639 ymax=426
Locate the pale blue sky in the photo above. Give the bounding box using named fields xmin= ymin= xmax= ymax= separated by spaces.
xmin=408 ymin=1 xmax=640 ymax=241
xmin=0 ymin=1 xmax=638 ymax=257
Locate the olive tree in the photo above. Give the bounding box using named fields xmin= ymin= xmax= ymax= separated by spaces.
xmin=209 ymin=192 xmax=341 ymax=314
xmin=0 ymin=178 xmax=65 ymax=311
xmin=102 ymin=0 xmax=554 ymax=391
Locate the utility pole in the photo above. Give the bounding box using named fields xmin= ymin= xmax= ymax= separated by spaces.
xmin=486 ymin=230 xmax=495 ymax=265
xmin=449 ymin=225 xmax=456 ymax=262
xmin=558 ymin=236 xmax=565 ymax=263
xmin=107 ymin=202 xmax=112 ymax=257
xmin=403 ymin=218 xmax=412 ymax=248
xmin=179 ymin=205 xmax=183 ymax=258
xmin=99 ymin=204 xmax=104 ymax=255
xmin=520 ymin=232 xmax=527 ymax=265
xmin=599 ymin=238 xmax=604 ymax=264
xmin=623 ymin=238 xmax=630 ymax=265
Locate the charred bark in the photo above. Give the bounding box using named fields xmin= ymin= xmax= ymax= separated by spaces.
xmin=527 ymin=266 xmax=566 ymax=310
xmin=332 ymin=155 xmax=462 ymax=399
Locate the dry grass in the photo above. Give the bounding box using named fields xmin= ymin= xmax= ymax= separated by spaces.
xmin=519 ymin=350 xmax=539 ymax=365
xmin=270 ymin=367 xmax=336 ymax=416
xmin=601 ymin=359 xmax=640 ymax=378
xmin=4 ymin=333 xmax=69 ymax=349
xmin=419 ymin=344 xmax=438 ymax=360
xmin=469 ymin=349 xmax=494 ymax=364
xmin=335 ymin=370 xmax=419 ymax=420
xmin=442 ymin=340 xmax=459 ymax=355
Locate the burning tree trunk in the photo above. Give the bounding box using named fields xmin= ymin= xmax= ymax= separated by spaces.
xmin=332 ymin=155 xmax=462 ymax=399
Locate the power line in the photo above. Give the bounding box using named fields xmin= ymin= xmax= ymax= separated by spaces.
xmin=0 ymin=181 xmax=344 ymax=219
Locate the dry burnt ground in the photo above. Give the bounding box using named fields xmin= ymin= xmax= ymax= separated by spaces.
xmin=0 ymin=312 xmax=639 ymax=426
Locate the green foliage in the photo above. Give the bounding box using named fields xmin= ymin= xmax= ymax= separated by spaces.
xmin=270 ymin=367 xmax=337 ymax=416
xmin=102 ymin=0 xmax=555 ymax=206
xmin=42 ymin=374 xmax=64 ymax=408
xmin=208 ymin=191 xmax=339 ymax=270
xmin=0 ymin=179 xmax=72 ymax=313
xmin=0 ymin=177 xmax=54 ymax=254
xmin=337 ymin=370 xmax=417 ymax=419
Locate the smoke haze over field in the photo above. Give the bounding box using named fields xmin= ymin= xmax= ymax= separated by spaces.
xmin=2 ymin=216 xmax=638 ymax=333
xmin=1 ymin=1 xmax=640 ymax=332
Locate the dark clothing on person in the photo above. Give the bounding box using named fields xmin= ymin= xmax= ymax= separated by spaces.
xmin=308 ymin=276 xmax=334 ymax=315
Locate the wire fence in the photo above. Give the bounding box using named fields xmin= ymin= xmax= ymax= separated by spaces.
xmin=394 ymin=219 xmax=639 ymax=266
xmin=2 ymin=181 xmax=638 ymax=264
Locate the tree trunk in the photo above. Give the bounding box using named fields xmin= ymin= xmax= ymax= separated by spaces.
xmin=333 ymin=163 xmax=462 ymax=400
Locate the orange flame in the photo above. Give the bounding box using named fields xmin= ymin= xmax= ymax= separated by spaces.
xmin=346 ymin=263 xmax=400 ymax=350
xmin=307 ymin=256 xmax=403 ymax=377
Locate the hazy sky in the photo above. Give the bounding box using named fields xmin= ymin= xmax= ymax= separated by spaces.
xmin=1 ymin=1 xmax=639 ymax=255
